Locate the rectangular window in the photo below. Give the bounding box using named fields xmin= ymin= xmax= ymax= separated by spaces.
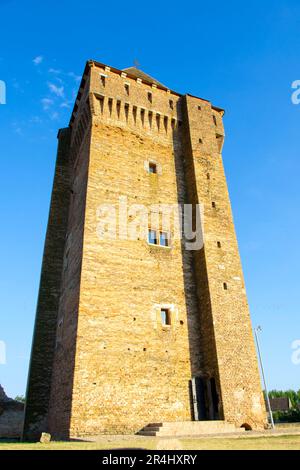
xmin=100 ymin=74 xmax=106 ymax=86
xmin=148 ymin=228 xmax=171 ymax=247
xmin=161 ymin=308 xmax=171 ymax=326
xmin=149 ymin=162 xmax=157 ymax=174
xmin=160 ymin=231 xmax=169 ymax=247
xmin=148 ymin=229 xmax=158 ymax=245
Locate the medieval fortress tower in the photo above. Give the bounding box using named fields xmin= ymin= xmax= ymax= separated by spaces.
xmin=23 ymin=60 xmax=267 ymax=439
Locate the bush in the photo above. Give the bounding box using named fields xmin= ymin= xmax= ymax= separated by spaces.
xmin=273 ymin=408 xmax=300 ymax=423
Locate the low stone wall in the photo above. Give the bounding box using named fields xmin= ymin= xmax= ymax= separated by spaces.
xmin=0 ymin=401 xmax=24 ymax=439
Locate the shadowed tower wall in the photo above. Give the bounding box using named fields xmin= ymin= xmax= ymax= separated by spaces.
xmin=23 ymin=61 xmax=266 ymax=439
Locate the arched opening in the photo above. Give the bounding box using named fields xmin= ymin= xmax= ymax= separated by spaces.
xmin=241 ymin=423 xmax=252 ymax=431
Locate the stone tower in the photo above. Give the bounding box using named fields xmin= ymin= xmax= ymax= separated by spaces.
xmin=23 ymin=60 xmax=267 ymax=440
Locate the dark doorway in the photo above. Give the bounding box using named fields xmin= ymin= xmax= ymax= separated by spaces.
xmin=191 ymin=376 xmax=207 ymax=420
xmin=191 ymin=376 xmax=220 ymax=421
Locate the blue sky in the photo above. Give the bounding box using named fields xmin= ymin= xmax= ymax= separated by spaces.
xmin=0 ymin=0 xmax=299 ymax=398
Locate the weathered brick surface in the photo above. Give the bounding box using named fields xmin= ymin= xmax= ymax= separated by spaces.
xmin=23 ymin=128 xmax=71 ymax=440
xmin=182 ymin=95 xmax=266 ymax=429
xmin=24 ymin=60 xmax=267 ymax=439
xmin=0 ymin=407 xmax=24 ymax=439
xmin=0 ymin=386 xmax=24 ymax=439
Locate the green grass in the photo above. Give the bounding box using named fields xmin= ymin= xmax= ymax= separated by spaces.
xmin=0 ymin=434 xmax=300 ymax=450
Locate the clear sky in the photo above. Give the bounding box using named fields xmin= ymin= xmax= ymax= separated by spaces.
xmin=0 ymin=0 xmax=299 ymax=398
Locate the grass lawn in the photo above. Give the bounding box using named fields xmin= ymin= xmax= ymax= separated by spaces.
xmin=0 ymin=434 xmax=300 ymax=450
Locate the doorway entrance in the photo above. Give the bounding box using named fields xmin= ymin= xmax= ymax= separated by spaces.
xmin=191 ymin=376 xmax=219 ymax=421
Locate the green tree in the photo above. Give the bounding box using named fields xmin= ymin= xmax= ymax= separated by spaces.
xmin=268 ymin=389 xmax=300 ymax=423
xmin=14 ymin=395 xmax=25 ymax=403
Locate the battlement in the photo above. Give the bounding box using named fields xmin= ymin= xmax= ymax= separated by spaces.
xmin=69 ymin=61 xmax=226 ymax=168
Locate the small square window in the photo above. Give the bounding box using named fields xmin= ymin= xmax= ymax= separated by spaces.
xmin=161 ymin=308 xmax=171 ymax=326
xmin=198 ymin=105 xmax=202 ymax=110
xmin=149 ymin=162 xmax=157 ymax=174
xmin=148 ymin=229 xmax=158 ymax=245
xmin=100 ymin=74 xmax=106 ymax=86
xmin=160 ymin=231 xmax=169 ymax=247
xmin=199 ymin=138 xmax=203 ymax=144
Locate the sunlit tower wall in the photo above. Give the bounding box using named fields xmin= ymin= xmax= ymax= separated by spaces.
xmin=23 ymin=60 xmax=267 ymax=440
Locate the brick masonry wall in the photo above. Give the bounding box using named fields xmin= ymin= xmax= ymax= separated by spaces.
xmin=0 ymin=410 xmax=24 ymax=439
xmin=23 ymin=128 xmax=71 ymax=440
xmin=64 ymin=65 xmax=204 ymax=436
xmin=25 ymin=61 xmax=267 ymax=439
xmin=47 ymin=114 xmax=92 ymax=438
xmin=182 ymin=94 xmax=267 ymax=429
xmin=0 ymin=403 xmax=24 ymax=439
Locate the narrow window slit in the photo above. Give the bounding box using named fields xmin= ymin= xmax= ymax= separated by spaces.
xmin=148 ymin=111 xmax=153 ymax=128
xmin=108 ymin=98 xmax=113 ymax=116
xmin=132 ymin=105 xmax=137 ymax=124
xmin=164 ymin=116 xmax=168 ymax=133
xmin=156 ymin=114 xmax=160 ymax=131
xmin=161 ymin=308 xmax=171 ymax=326
xmin=124 ymin=103 xmax=129 ymax=122
xmin=116 ymin=100 xmax=121 ymax=118
xmin=100 ymin=74 xmax=106 ymax=87
xmin=97 ymin=96 xmax=104 ymax=114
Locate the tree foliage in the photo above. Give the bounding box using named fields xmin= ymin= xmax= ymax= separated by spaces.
xmin=14 ymin=395 xmax=25 ymax=403
xmin=268 ymin=389 xmax=300 ymax=423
